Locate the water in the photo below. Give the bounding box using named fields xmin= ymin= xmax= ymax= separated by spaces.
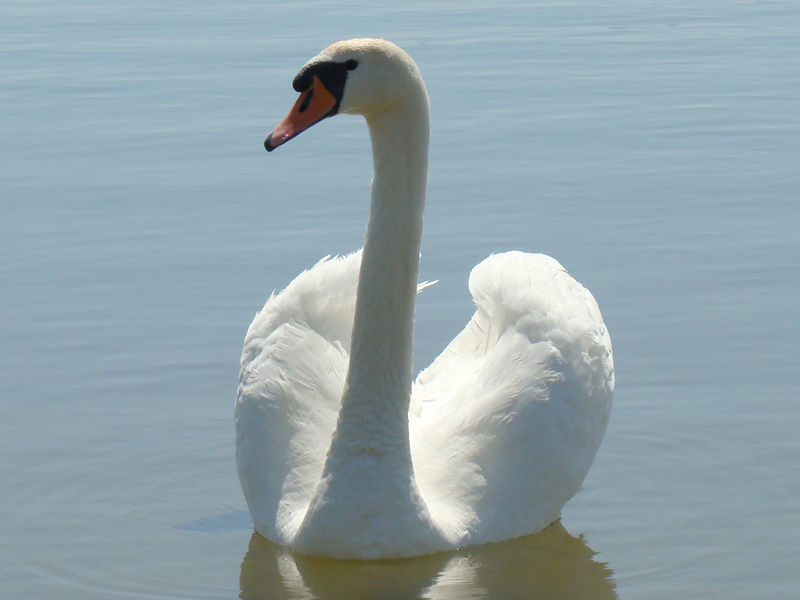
xmin=2 ymin=1 xmax=798 ymax=598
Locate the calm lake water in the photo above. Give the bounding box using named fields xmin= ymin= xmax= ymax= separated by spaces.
xmin=2 ymin=1 xmax=799 ymax=598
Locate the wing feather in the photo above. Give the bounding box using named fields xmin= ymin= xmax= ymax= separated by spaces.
xmin=411 ymin=252 xmax=614 ymax=545
xmin=235 ymin=252 xmax=361 ymax=542
xmin=236 ymin=250 xmax=442 ymax=542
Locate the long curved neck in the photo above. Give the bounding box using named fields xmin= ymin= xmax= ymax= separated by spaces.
xmin=330 ymin=93 xmax=430 ymax=459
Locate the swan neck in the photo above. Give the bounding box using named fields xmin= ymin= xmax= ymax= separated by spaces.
xmin=333 ymin=96 xmax=429 ymax=456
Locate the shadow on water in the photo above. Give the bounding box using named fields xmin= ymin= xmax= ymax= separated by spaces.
xmin=239 ymin=521 xmax=617 ymax=600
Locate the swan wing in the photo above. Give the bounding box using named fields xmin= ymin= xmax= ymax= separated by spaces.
xmin=235 ymin=252 xmax=361 ymax=542
xmin=235 ymin=250 xmax=435 ymax=544
xmin=411 ymin=251 xmax=614 ymax=545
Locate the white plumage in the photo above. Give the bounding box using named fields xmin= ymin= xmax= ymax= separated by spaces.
xmin=236 ymin=39 xmax=614 ymax=559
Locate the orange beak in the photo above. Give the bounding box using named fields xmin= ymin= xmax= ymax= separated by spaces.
xmin=264 ymin=75 xmax=338 ymax=151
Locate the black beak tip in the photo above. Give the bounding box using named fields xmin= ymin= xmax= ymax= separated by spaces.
xmin=264 ymin=134 xmax=275 ymax=152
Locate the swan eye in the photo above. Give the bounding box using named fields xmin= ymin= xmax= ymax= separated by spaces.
xmin=293 ymin=60 xmax=356 ymax=98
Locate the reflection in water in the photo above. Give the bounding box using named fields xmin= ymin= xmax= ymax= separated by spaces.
xmin=240 ymin=522 xmax=617 ymax=600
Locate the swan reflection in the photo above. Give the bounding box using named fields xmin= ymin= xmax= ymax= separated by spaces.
xmin=240 ymin=521 xmax=617 ymax=600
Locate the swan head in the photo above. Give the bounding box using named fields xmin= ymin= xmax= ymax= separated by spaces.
xmin=265 ymin=38 xmax=426 ymax=151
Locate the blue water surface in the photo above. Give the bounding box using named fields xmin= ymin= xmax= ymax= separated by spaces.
xmin=2 ymin=1 xmax=799 ymax=598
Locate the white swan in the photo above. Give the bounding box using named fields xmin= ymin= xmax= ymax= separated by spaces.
xmin=235 ymin=38 xmax=614 ymax=559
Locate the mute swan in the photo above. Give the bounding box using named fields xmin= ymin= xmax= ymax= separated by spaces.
xmin=235 ymin=38 xmax=614 ymax=559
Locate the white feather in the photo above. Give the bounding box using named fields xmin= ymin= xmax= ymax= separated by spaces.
xmin=235 ymin=39 xmax=614 ymax=558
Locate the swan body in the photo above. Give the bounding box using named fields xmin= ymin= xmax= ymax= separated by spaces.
xmin=235 ymin=39 xmax=614 ymax=559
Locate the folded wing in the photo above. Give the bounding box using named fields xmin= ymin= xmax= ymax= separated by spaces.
xmin=235 ymin=252 xmax=361 ymax=542
xmin=411 ymin=252 xmax=614 ymax=545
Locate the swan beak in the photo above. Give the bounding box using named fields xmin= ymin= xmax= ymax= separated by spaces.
xmin=265 ymin=76 xmax=338 ymax=151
